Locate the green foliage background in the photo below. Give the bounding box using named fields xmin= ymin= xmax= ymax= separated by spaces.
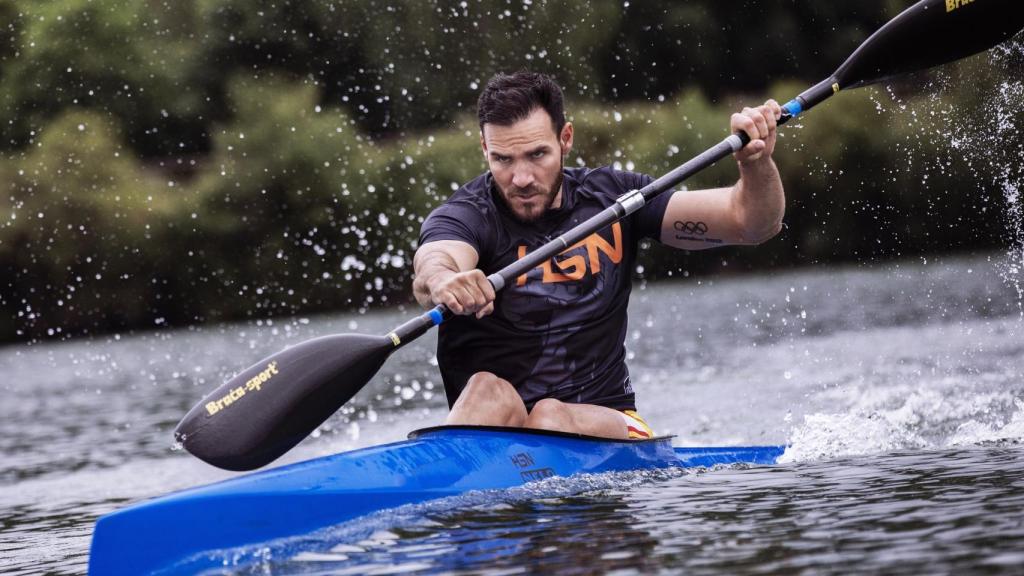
xmin=1 ymin=0 xmax=1020 ymax=341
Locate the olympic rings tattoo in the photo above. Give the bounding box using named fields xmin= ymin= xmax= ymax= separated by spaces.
xmin=673 ymin=221 xmax=708 ymax=235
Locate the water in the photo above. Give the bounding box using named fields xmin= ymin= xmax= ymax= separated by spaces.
xmin=218 ymin=448 xmax=1024 ymax=576
xmin=2 ymin=252 xmax=1023 ymax=574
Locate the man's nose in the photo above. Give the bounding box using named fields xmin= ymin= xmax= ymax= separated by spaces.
xmin=511 ymin=165 xmax=534 ymax=189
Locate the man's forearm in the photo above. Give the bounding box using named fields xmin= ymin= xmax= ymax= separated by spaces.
xmin=733 ymin=157 xmax=785 ymax=244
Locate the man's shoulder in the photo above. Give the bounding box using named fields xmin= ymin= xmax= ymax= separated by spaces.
xmin=419 ymin=172 xmax=496 ymax=249
xmin=424 ymin=171 xmax=495 ymax=229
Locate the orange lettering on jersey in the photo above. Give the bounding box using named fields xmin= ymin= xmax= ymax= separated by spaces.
xmin=516 ymin=222 xmax=623 ymax=286
xmin=584 ymin=221 xmax=622 ymax=274
xmin=552 ymin=253 xmax=587 ymax=281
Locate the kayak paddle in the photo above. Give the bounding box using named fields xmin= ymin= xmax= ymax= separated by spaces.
xmin=176 ymin=0 xmax=1024 ymax=471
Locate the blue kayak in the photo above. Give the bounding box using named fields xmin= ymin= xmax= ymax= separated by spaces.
xmin=89 ymin=425 xmax=784 ymax=574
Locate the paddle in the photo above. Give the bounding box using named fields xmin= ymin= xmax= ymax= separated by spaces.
xmin=176 ymin=0 xmax=1024 ymax=471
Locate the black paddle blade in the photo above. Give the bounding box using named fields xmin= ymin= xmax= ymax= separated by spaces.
xmin=175 ymin=334 xmax=393 ymax=471
xmin=836 ymin=0 xmax=1024 ymax=88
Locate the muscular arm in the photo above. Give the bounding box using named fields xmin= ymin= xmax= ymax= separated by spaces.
xmin=412 ymin=240 xmax=496 ymax=317
xmin=659 ymin=160 xmax=784 ymax=249
xmin=659 ymin=100 xmax=785 ymax=250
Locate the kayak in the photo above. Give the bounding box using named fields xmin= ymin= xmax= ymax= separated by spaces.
xmin=90 ymin=425 xmax=784 ymax=574
xmin=88 ymin=425 xmax=784 ymax=574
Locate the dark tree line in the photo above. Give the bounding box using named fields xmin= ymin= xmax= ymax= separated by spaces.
xmin=1 ymin=0 xmax=1020 ymax=342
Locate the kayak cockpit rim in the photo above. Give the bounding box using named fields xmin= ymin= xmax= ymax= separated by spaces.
xmin=408 ymin=424 xmax=676 ymax=444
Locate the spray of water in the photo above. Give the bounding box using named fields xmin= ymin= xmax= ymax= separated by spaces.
xmin=781 ymin=387 xmax=1024 ymax=463
xmin=784 ymin=41 xmax=1024 ymax=462
xmin=943 ymin=43 xmax=1024 ymax=314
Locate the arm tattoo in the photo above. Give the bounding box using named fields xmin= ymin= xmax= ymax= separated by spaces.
xmin=674 ymin=220 xmax=723 ymax=244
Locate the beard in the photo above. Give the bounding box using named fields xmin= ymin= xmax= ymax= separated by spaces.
xmin=497 ymin=159 xmax=564 ymax=223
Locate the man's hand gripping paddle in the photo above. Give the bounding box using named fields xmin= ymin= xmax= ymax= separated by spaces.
xmin=176 ymin=0 xmax=1024 ymax=471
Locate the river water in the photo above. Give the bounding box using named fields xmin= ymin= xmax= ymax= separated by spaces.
xmin=2 ymin=252 xmax=1023 ymax=575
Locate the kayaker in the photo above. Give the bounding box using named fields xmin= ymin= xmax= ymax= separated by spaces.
xmin=413 ymin=71 xmax=784 ymax=440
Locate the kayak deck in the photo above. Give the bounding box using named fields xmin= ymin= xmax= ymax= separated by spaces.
xmin=89 ymin=425 xmax=783 ymax=574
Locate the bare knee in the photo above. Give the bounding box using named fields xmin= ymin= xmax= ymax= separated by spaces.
xmin=460 ymin=372 xmax=518 ymax=404
xmin=447 ymin=372 xmax=526 ymax=427
xmin=525 ymin=398 xmax=573 ymax=433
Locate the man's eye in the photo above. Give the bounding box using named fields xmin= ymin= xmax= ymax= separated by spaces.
xmin=495 ymin=156 xmax=511 ymax=164
xmin=531 ymin=150 xmax=545 ymax=159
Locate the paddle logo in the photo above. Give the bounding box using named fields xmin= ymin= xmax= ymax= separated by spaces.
xmin=205 ymin=361 xmax=279 ymax=416
xmin=515 ymin=222 xmax=623 ymax=286
xmin=946 ymin=0 xmax=974 ymax=12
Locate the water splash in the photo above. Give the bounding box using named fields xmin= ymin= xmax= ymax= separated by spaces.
xmin=948 ymin=398 xmax=1024 ymax=446
xmin=942 ymin=44 xmax=1024 ymax=314
xmin=780 ymin=387 xmax=1024 ymax=463
xmin=876 ymin=40 xmax=1024 ymax=314
xmin=997 ymin=173 xmax=1024 ymax=316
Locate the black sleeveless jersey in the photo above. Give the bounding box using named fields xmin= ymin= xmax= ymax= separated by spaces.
xmin=418 ymin=166 xmax=670 ymax=411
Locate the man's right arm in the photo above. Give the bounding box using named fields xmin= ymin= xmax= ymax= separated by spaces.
xmin=412 ymin=240 xmax=496 ymax=318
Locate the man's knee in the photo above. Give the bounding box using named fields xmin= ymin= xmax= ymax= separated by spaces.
xmin=525 ymin=398 xmax=572 ymax=431
xmin=448 ymin=372 xmax=526 ymax=426
xmin=460 ymin=372 xmax=518 ymax=404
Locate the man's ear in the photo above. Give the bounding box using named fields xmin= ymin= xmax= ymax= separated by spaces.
xmin=559 ymin=122 xmax=574 ymax=155
xmin=480 ymin=132 xmax=488 ymax=159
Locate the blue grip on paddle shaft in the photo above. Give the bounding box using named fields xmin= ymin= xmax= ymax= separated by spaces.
xmin=428 ymin=307 xmax=445 ymax=326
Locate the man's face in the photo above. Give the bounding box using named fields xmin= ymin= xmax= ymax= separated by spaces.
xmin=481 ymin=107 xmax=573 ymax=223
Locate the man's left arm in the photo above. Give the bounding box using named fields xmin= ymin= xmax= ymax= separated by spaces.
xmin=658 ymin=100 xmax=785 ymax=249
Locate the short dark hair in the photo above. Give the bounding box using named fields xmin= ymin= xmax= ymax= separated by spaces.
xmin=477 ymin=72 xmax=566 ymax=135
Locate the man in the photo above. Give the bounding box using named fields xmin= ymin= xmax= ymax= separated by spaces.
xmin=413 ymin=72 xmax=783 ymax=440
